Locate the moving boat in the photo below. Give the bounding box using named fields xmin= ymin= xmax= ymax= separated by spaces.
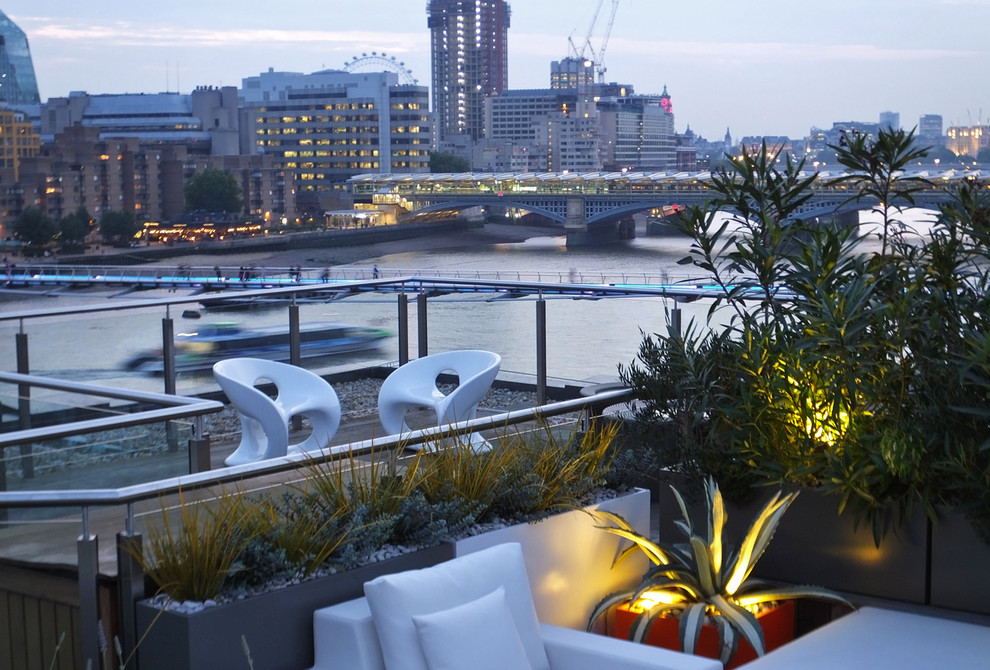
xmin=123 ymin=321 xmax=391 ymax=374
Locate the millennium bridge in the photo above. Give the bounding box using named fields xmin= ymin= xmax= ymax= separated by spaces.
xmin=350 ymin=168 xmax=981 ymax=245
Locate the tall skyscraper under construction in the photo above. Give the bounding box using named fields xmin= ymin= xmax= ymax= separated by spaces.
xmin=427 ymin=0 xmax=510 ymax=147
xmin=0 ymin=10 xmax=39 ymax=105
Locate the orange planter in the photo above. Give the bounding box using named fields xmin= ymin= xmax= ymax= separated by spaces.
xmin=611 ymin=599 xmax=795 ymax=669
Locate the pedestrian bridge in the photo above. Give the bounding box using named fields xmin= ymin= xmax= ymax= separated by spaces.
xmin=350 ymin=169 xmax=976 ymax=244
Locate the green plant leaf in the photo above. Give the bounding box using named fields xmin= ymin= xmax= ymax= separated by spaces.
xmin=587 ymin=590 xmax=636 ymax=630
xmin=679 ymin=602 xmax=707 ymax=655
xmin=711 ymin=593 xmax=765 ymax=657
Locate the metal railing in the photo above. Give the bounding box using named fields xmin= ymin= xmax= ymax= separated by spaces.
xmin=2 ymin=262 xmax=700 ymax=289
xmin=0 ymin=381 xmax=633 ymax=670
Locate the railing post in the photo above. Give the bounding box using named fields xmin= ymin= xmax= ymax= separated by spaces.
xmin=162 ymin=314 xmax=179 ymax=452
xmin=288 ymin=303 xmax=303 ymax=431
xmin=671 ymin=305 xmax=682 ymax=335
xmin=189 ymin=415 xmax=211 ymax=473
xmin=78 ymin=510 xmax=102 ymax=669
xmin=536 ymin=295 xmax=547 ymax=405
xmin=116 ymin=505 xmax=144 ymax=665
xmin=417 ymin=291 xmax=428 ymax=358
xmin=397 ymin=292 xmax=409 ymax=366
xmin=15 ymin=330 xmax=34 ymax=479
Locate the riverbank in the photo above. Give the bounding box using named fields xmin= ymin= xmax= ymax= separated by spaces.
xmin=52 ymin=222 xmax=564 ymax=271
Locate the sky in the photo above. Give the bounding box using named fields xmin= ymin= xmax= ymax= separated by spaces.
xmin=4 ymin=0 xmax=989 ymax=141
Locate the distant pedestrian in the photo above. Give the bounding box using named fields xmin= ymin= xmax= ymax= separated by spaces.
xmin=320 ymin=267 xmax=330 ymax=283
xmin=372 ymin=265 xmax=380 ymax=279
xmin=214 ymin=265 xmax=222 ymax=281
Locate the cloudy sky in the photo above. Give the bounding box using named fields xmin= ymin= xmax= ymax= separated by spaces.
xmin=4 ymin=0 xmax=989 ymax=141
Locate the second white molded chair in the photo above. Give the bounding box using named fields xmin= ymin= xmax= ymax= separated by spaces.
xmin=377 ymin=350 xmax=501 ymax=449
xmin=213 ymin=357 xmax=341 ymax=466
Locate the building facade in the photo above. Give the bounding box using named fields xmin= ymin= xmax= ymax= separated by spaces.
xmin=946 ymin=125 xmax=989 ymax=157
xmin=597 ymin=88 xmax=676 ymax=171
xmin=428 ymin=0 xmax=510 ymax=147
xmin=0 ymin=124 xmax=289 ymax=231
xmin=0 ymin=11 xmax=39 ymax=105
xmin=40 ymin=87 xmax=241 ymax=156
xmin=239 ymin=69 xmax=431 ymax=215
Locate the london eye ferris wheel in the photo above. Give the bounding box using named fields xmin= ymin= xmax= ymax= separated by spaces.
xmin=342 ymin=52 xmax=418 ymax=85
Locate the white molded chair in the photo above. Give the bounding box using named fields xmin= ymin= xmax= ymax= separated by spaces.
xmin=377 ymin=350 xmax=501 ymax=449
xmin=307 ymin=542 xmax=720 ymax=670
xmin=213 ymin=357 xmax=341 ymax=466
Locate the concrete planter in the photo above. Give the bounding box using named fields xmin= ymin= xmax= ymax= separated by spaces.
xmin=133 ymin=488 xmax=650 ymax=670
xmin=655 ymin=481 xmax=928 ymax=604
xmin=930 ymin=509 xmax=990 ymax=615
xmin=134 ymin=544 xmax=455 ymax=670
xmin=751 ymin=487 xmax=929 ymax=604
xmin=454 ymin=487 xmax=652 ymax=630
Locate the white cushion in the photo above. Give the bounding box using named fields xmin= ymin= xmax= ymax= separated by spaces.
xmin=364 ymin=542 xmax=551 ymax=670
xmin=413 ymin=586 xmax=532 ymax=670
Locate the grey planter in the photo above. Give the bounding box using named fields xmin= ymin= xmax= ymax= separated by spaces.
xmin=752 ymin=487 xmax=928 ymax=604
xmin=930 ymin=509 xmax=990 ymax=614
xmin=656 ymin=481 xmax=929 ymax=604
xmin=135 ymin=543 xmax=454 ymax=670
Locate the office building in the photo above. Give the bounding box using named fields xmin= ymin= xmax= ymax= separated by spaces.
xmin=0 ymin=106 xmax=39 ymax=178
xmin=428 ymin=0 xmax=510 ymax=147
xmin=0 ymin=10 xmax=39 ymax=105
xmin=41 ymin=87 xmax=241 ymax=155
xmin=919 ymin=114 xmax=943 ymax=139
xmin=240 ymin=69 xmax=430 ymax=213
xmin=551 ymin=57 xmax=596 ymax=93
xmin=597 ymin=87 xmax=676 ymax=171
xmin=879 ymin=111 xmax=900 ymax=132
xmin=946 ymin=125 xmax=988 ymax=157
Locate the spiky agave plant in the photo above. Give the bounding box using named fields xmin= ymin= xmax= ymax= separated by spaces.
xmin=588 ymin=479 xmax=851 ymax=665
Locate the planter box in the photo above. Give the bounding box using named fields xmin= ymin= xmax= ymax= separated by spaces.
xmin=612 ymin=599 xmax=795 ymax=669
xmin=656 ymin=483 xmax=928 ymax=604
xmin=454 ymin=487 xmax=652 ymax=630
xmin=133 ymin=489 xmax=649 ymax=670
xmin=135 ymin=543 xmax=454 ymax=670
xmin=751 ymin=488 xmax=928 ymax=604
xmin=930 ymin=509 xmax=990 ymax=614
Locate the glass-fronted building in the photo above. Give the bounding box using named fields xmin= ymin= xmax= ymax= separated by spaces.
xmin=0 ymin=11 xmax=40 ymax=105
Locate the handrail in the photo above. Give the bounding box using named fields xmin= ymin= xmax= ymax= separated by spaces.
xmin=0 ymin=387 xmax=632 ymax=509
xmin=0 ymin=370 xmax=224 ymax=449
xmin=0 ymin=273 xmax=780 ymax=325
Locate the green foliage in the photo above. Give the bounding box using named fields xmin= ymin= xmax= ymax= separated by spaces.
xmin=57 ymin=206 xmax=93 ymax=249
xmin=100 ymin=210 xmax=140 ymax=246
xmin=589 ymin=479 xmax=851 ymax=665
xmin=14 ymin=205 xmax=58 ymax=249
xmin=428 ymin=151 xmax=470 ymax=173
xmin=184 ymin=167 xmax=244 ymax=213
xmin=141 ymin=489 xmax=259 ymax=602
xmin=139 ymin=421 xmax=624 ymax=603
xmin=623 ymin=128 xmax=990 ymax=544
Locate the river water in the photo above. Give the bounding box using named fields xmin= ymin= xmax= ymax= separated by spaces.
xmin=0 ymin=209 xmax=936 ymax=399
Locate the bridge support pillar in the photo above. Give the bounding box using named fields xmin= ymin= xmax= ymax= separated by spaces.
xmin=834 ymin=209 xmax=860 ymax=231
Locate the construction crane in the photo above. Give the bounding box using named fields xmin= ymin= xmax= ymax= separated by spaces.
xmin=595 ymin=0 xmax=619 ymax=83
xmin=567 ymin=0 xmax=619 ymax=82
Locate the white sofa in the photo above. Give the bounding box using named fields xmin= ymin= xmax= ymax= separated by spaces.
xmin=307 ymin=542 xmax=720 ymax=670
xmin=737 ymin=606 xmax=990 ymax=669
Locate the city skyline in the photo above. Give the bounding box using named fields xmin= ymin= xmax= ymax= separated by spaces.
xmin=4 ymin=0 xmax=990 ymax=141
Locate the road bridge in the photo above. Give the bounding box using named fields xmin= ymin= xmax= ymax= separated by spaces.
xmin=350 ymin=169 xmax=978 ymax=245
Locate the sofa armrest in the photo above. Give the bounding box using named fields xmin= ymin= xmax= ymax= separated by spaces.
xmin=540 ymin=624 xmax=722 ymax=670
xmin=307 ymin=598 xmax=386 ymax=670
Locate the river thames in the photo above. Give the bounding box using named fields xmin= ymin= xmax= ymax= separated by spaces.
xmin=0 ymin=209 xmax=935 ymax=397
